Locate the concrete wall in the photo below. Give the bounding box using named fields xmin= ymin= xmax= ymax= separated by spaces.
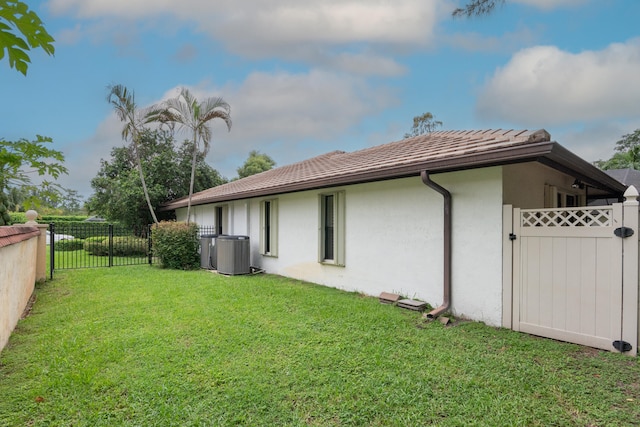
xmin=179 ymin=167 xmax=506 ymax=326
xmin=0 ymin=225 xmax=44 ymax=353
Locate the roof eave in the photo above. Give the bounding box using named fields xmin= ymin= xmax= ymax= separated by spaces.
xmin=159 ymin=140 xmax=626 ymax=211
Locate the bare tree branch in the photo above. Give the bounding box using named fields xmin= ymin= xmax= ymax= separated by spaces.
xmin=452 ymin=0 xmax=506 ymax=17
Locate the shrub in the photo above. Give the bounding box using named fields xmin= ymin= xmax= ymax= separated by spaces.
xmin=82 ymin=236 xmax=149 ymax=257
xmin=151 ymin=221 xmax=199 ymax=270
xmin=84 ymin=239 xmax=109 ymax=256
xmin=9 ymin=211 xmax=24 ymax=225
xmin=55 ymin=239 xmax=84 ymax=252
xmin=0 ymin=193 xmax=11 ymax=225
xmin=112 ymin=236 xmax=149 ymax=257
xmin=84 ymin=236 xmax=106 ymax=244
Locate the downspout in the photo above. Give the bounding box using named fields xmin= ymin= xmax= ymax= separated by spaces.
xmin=421 ymin=170 xmax=451 ymax=319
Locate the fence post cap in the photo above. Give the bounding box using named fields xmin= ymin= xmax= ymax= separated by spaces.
xmin=623 ymin=185 xmax=639 ymax=205
xmin=25 ymin=210 xmax=38 ymax=224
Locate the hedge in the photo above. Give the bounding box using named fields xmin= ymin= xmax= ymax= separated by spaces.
xmin=83 ymin=236 xmax=149 ymax=257
xmin=9 ymin=213 xmax=90 ymax=224
xmin=51 ymin=222 xmax=129 ymax=239
xmin=54 ymin=239 xmax=85 ymax=252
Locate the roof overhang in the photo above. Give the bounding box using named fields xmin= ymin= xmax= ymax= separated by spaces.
xmin=160 ymin=140 xmax=626 ymax=211
xmin=416 ymin=141 xmax=626 ymax=196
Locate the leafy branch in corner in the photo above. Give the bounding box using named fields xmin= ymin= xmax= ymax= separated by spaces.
xmin=0 ymin=0 xmax=55 ymax=75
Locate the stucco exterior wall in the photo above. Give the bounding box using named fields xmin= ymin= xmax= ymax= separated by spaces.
xmin=502 ymin=162 xmax=587 ymax=208
xmin=0 ymin=231 xmax=38 ymax=353
xmin=184 ymin=168 xmax=505 ymax=326
xmin=172 ymin=162 xmax=601 ymax=327
xmin=176 ymin=204 xmax=216 ymax=226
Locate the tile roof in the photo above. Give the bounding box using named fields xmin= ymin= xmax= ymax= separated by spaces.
xmin=161 ymin=129 xmax=625 ymax=210
xmin=0 ymin=226 xmax=40 ymax=248
xmin=605 ymin=168 xmax=640 ymax=189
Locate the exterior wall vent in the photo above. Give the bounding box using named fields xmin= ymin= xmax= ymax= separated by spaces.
xmin=216 ymin=235 xmax=250 ymax=275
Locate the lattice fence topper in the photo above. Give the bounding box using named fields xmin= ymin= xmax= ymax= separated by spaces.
xmin=521 ymin=207 xmax=613 ymax=227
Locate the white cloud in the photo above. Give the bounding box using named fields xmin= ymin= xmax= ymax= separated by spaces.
xmin=47 ymin=0 xmax=445 ymax=69
xmin=62 ymin=69 xmax=399 ymax=194
xmin=55 ymin=115 xmax=126 ymax=198
xmin=446 ymin=27 xmax=538 ymax=53
xmin=477 ymin=39 xmax=640 ymax=126
xmin=513 ymin=0 xmax=587 ymax=10
xmin=204 ymin=70 xmax=399 ymax=171
xmin=48 ymin=0 xmax=442 ymax=42
xmin=214 ymin=1 xmax=441 ymax=53
xmin=554 ymin=120 xmax=640 ymax=165
xmin=55 ymin=23 xmax=83 ymax=44
xmin=172 ymin=44 xmax=198 ymax=63
xmin=339 ymin=53 xmax=406 ymax=76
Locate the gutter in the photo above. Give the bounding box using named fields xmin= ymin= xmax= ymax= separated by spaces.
xmin=421 ymin=170 xmax=451 ymax=319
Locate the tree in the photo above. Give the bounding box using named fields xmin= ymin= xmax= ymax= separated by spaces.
xmin=3 ymin=185 xmax=26 ymax=211
xmin=0 ymin=192 xmax=9 ymax=224
xmin=453 ymin=0 xmax=506 ymax=17
xmin=236 ymin=150 xmax=276 ymax=179
xmin=404 ymin=112 xmax=443 ymax=138
xmin=86 ymin=129 xmax=226 ymax=232
xmin=594 ymin=129 xmax=640 ymax=171
xmin=0 ymin=0 xmax=55 ymax=75
xmin=157 ymin=88 xmax=232 ymax=224
xmin=107 ymin=84 xmax=163 ymax=224
xmin=0 ymin=135 xmax=67 ymax=224
xmin=58 ymin=188 xmax=83 ymax=214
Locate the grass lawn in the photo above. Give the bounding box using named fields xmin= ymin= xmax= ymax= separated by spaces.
xmin=48 ymin=248 xmax=151 ymax=271
xmin=1 ymin=266 xmax=639 ymax=426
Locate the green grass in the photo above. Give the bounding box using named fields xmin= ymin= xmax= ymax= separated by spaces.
xmin=47 ymin=248 xmax=151 ymax=270
xmin=1 ymin=266 xmax=639 ymax=426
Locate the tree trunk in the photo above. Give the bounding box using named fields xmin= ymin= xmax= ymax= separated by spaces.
xmin=134 ymin=137 xmax=159 ymax=224
xmin=186 ymin=130 xmax=198 ymax=225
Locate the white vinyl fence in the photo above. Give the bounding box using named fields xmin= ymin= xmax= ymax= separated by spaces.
xmin=504 ymin=187 xmax=639 ymax=356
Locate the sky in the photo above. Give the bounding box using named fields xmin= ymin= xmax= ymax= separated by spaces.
xmin=3 ymin=0 xmax=640 ymax=200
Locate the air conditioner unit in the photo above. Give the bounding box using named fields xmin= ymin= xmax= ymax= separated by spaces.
xmin=200 ymin=234 xmax=224 ymax=269
xmin=216 ymin=235 xmax=250 ymax=275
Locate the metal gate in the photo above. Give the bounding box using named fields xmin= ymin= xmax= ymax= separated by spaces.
xmin=505 ymin=192 xmax=638 ymax=355
xmin=49 ymin=223 xmax=154 ymax=277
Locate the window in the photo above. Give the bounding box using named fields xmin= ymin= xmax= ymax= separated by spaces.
xmin=319 ymin=191 xmax=345 ymax=266
xmin=260 ymin=199 xmax=278 ymax=256
xmin=545 ymin=185 xmax=584 ymax=208
xmin=215 ymin=206 xmax=227 ymax=234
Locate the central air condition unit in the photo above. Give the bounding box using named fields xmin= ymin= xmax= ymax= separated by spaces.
xmin=200 ymin=234 xmax=224 ymax=269
xmin=216 ymin=235 xmax=250 ymax=275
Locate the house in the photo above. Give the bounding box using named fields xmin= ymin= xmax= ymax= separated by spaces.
xmin=160 ymin=129 xmax=625 ymax=328
xmin=590 ymin=168 xmax=640 ymax=205
xmin=605 ymin=168 xmax=640 ymax=190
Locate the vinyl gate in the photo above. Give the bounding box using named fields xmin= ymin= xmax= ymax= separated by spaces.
xmin=504 ymin=189 xmax=639 ymax=355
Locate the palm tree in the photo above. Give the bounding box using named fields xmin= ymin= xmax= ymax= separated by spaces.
xmin=106 ymin=84 xmax=160 ymax=224
xmin=158 ymin=88 xmax=232 ymax=223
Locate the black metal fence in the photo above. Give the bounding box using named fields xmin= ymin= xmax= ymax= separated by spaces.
xmin=196 ymin=225 xmax=218 ymax=238
xmin=49 ymin=223 xmax=224 ymax=277
xmin=49 ymin=223 xmax=154 ymax=277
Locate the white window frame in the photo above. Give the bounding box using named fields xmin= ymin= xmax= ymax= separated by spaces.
xmin=260 ymin=199 xmax=278 ymax=257
xmin=544 ymin=184 xmax=585 ymax=208
xmin=318 ymin=191 xmax=346 ymax=266
xmin=215 ymin=205 xmax=228 ymax=235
